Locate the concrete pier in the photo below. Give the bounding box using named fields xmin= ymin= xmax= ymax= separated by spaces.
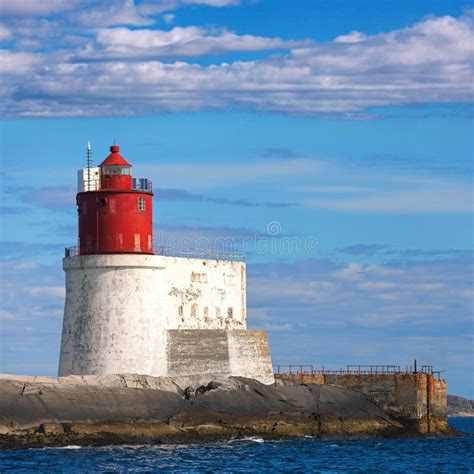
xmin=277 ymin=372 xmax=448 ymax=433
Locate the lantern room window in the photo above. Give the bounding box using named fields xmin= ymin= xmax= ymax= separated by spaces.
xmin=138 ymin=197 xmax=146 ymax=211
xmin=102 ymin=165 xmax=131 ymax=175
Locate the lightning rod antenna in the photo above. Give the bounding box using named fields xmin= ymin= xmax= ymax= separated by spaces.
xmin=86 ymin=141 xmax=93 ymax=191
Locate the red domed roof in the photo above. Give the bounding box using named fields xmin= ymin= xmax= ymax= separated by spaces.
xmin=100 ymin=145 xmax=131 ymax=167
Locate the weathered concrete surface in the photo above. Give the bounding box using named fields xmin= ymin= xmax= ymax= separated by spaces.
xmin=280 ymin=373 xmax=448 ymax=434
xmin=0 ymin=374 xmax=430 ymax=447
xmin=228 ymin=330 xmax=273 ymax=383
xmin=59 ymin=255 xmax=273 ymax=383
xmin=161 ymin=256 xmax=247 ymax=330
xmin=59 ymin=255 xmax=167 ymax=377
xmin=166 ymin=330 xmax=274 ymax=386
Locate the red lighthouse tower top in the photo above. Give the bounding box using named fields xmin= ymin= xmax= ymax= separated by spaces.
xmin=71 ymin=143 xmax=154 ymax=256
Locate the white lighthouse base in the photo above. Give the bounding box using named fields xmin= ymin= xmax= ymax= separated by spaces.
xmin=59 ymin=328 xmax=274 ymax=386
xmin=58 ymin=254 xmax=274 ymax=385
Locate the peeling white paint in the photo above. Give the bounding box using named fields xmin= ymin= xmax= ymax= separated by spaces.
xmin=58 ymin=254 xmax=274 ymax=384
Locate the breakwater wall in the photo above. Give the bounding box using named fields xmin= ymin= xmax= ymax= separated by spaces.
xmin=276 ymin=373 xmax=447 ymax=434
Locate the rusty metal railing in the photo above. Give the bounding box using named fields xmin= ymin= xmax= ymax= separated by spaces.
xmin=274 ymin=365 xmax=314 ymax=374
xmin=273 ymin=364 xmax=402 ymax=375
xmin=346 ymin=365 xmax=400 ymax=373
xmin=274 ymin=363 xmax=444 ymax=379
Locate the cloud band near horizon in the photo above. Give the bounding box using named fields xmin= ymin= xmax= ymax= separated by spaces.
xmin=0 ymin=10 xmax=472 ymax=117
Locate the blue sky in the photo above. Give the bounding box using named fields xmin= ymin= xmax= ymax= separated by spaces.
xmin=0 ymin=0 xmax=473 ymax=397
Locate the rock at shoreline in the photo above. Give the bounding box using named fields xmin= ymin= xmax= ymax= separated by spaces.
xmin=0 ymin=374 xmax=448 ymax=447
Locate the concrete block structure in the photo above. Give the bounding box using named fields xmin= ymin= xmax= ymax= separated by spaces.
xmin=279 ymin=372 xmax=448 ymax=434
xmin=58 ymin=144 xmax=274 ymax=385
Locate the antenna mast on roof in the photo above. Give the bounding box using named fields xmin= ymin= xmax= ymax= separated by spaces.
xmin=86 ymin=141 xmax=93 ymax=191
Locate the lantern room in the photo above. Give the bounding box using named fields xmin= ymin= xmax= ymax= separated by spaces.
xmin=100 ymin=145 xmax=132 ymax=191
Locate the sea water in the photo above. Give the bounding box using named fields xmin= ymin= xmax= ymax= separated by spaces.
xmin=1 ymin=418 xmax=473 ymax=473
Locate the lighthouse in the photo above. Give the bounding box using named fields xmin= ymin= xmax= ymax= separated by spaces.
xmin=58 ymin=144 xmax=274 ymax=385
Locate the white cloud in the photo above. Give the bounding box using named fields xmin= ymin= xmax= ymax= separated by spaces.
xmin=297 ymin=185 xmax=370 ymax=194
xmin=356 ymin=281 xmax=396 ymax=290
xmin=27 ymin=286 xmax=65 ymax=298
xmin=334 ymin=30 xmax=367 ymax=43
xmin=1 ymin=14 xmax=472 ymax=117
xmin=0 ymin=49 xmax=41 ymax=75
xmin=332 ymin=263 xmax=364 ymax=281
xmin=163 ymin=13 xmax=175 ymax=24
xmin=0 ymin=0 xmax=76 ymax=17
xmin=15 ymin=261 xmax=40 ymax=271
xmin=0 ymin=259 xmax=65 ymax=324
xmin=0 ymin=309 xmax=16 ymax=320
xmin=89 ymin=26 xmax=307 ymax=58
xmin=309 ymin=181 xmax=473 ymax=213
xmin=142 ymin=158 xmax=324 ymax=189
xmin=21 ymin=186 xmax=75 ymax=209
xmin=75 ymin=0 xmax=157 ymax=27
xmin=248 ymin=257 xmax=474 ymax=330
xmin=0 ymin=25 xmax=11 ymax=41
xmin=183 ymin=0 xmax=240 ymax=5
xmin=0 ymin=0 xmax=241 ymax=22
xmin=29 ymin=148 xmax=463 ymax=214
xmin=452 ymin=288 xmax=474 ymax=299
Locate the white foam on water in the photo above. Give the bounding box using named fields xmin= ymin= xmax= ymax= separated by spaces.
xmin=229 ymin=436 xmax=265 ymax=444
xmin=242 ymin=437 xmax=265 ymax=443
